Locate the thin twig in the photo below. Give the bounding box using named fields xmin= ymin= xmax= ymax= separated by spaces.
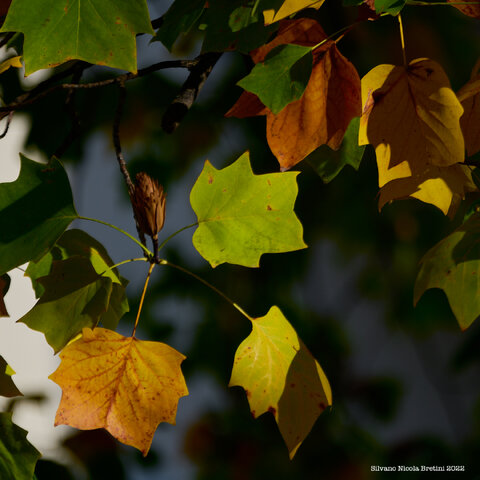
xmin=162 ymin=52 xmax=222 ymax=133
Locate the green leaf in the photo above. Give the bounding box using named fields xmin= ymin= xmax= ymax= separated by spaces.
xmin=20 ymin=256 xmax=113 ymax=353
xmin=25 ymin=229 xmax=129 ymax=330
xmin=229 ymin=306 xmax=332 ymax=458
xmin=0 ymin=356 xmax=22 ymax=398
xmin=414 ymin=214 xmax=480 ymax=330
xmin=1 ymin=0 xmax=154 ymax=75
xmin=374 ymin=0 xmax=406 ymax=15
xmin=201 ymin=0 xmax=278 ymax=54
xmin=190 ymin=152 xmax=307 ymax=268
xmin=0 ymin=274 xmax=10 ymax=317
xmin=307 ymin=117 xmax=365 ymax=183
xmin=0 ymin=155 xmax=77 ymax=276
xmin=237 ymin=44 xmax=313 ymax=114
xmin=0 ymin=412 xmax=40 ymax=480
xmin=153 ymin=0 xmax=205 ymax=52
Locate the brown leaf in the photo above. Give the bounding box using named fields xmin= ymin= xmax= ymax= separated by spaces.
xmin=448 ymin=0 xmax=480 ymax=18
xmin=227 ymin=19 xmax=361 ymax=170
xmin=458 ymin=59 xmax=480 ymax=157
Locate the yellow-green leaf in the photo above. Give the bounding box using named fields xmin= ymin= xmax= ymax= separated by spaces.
xmin=263 ymin=0 xmax=325 ymax=25
xmin=229 ymin=306 xmax=332 ymax=458
xmin=50 ymin=328 xmax=188 ymax=456
xmin=0 ymin=55 xmax=21 ymax=75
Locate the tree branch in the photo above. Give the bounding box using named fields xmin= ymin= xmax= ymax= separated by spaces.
xmin=161 ymin=52 xmax=222 ymax=134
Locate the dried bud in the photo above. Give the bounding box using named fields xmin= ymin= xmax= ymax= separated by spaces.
xmin=132 ymin=172 xmax=166 ymax=239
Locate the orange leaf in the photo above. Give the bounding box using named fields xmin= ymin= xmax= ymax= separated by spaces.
xmin=447 ymin=0 xmax=480 ymax=18
xmin=50 ymin=328 xmax=188 ymax=455
xmin=359 ymin=59 xmax=464 ymax=170
xmin=227 ymin=19 xmax=361 ymax=170
xmin=458 ymin=59 xmax=480 ymax=157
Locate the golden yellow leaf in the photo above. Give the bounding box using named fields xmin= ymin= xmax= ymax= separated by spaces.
xmin=263 ymin=0 xmax=325 ymax=25
xmin=359 ymin=58 xmax=464 ymax=170
xmin=378 ymin=163 xmax=476 ymax=217
xmin=457 ymin=59 xmax=480 ymax=157
xmin=227 ymin=19 xmax=361 ymax=171
xmin=229 ymin=306 xmax=332 ymax=458
xmin=0 ymin=55 xmax=22 ymax=75
xmin=50 ymin=328 xmax=188 ymax=455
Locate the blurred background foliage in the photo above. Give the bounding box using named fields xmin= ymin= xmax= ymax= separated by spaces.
xmin=2 ymin=0 xmax=480 ymax=478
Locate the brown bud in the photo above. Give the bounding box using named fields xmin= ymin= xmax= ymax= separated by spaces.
xmin=132 ymin=172 xmax=166 ymax=239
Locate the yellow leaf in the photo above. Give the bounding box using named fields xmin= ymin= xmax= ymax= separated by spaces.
xmin=50 ymin=328 xmax=188 ymax=455
xmin=229 ymin=306 xmax=332 ymax=458
xmin=263 ymin=0 xmax=325 ymax=25
xmin=0 ymin=55 xmax=22 ymax=75
xmin=378 ymin=163 xmax=476 ymax=217
xmin=457 ymin=59 xmax=480 ymax=157
xmin=359 ymin=58 xmax=464 ymax=169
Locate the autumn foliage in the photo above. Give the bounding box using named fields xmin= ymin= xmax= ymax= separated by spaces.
xmin=1 ymin=0 xmax=480 ymax=477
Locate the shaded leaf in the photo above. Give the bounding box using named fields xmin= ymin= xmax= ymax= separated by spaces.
xmin=229 ymin=306 xmax=332 ymax=458
xmin=457 ymin=60 xmax=480 ymax=157
xmin=20 ymin=257 xmax=113 ymax=353
xmin=153 ymin=0 xmax=205 ymax=52
xmin=25 ymin=229 xmax=129 ymax=330
xmin=0 ymin=155 xmax=77 ymax=276
xmin=263 ymin=0 xmax=325 ymax=25
xmin=359 ymin=59 xmax=464 ymax=170
xmin=0 ymin=356 xmax=22 ymax=397
xmin=227 ymin=19 xmax=361 ymax=170
xmin=0 ymin=412 xmax=40 ymax=480
xmin=238 ymin=43 xmax=313 ymax=114
xmin=50 ymin=327 xmax=188 ymax=456
xmin=1 ymin=0 xmax=154 ymax=75
xmin=0 ymin=273 xmax=10 ymax=317
xmin=447 ymin=0 xmax=480 ymax=18
xmin=414 ymin=214 xmax=480 ymax=330
xmin=190 ymin=152 xmax=306 ymax=268
xmin=378 ymin=163 xmax=476 ymax=217
xmin=0 ymin=54 xmax=21 ymax=75
xmin=307 ymin=117 xmax=365 ymax=183
xmin=374 ymin=0 xmax=406 ymax=15
xmin=201 ymin=0 xmax=278 ymax=54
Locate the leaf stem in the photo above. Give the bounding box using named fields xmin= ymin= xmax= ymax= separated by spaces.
xmin=103 ymin=257 xmax=148 ymax=275
xmin=398 ymin=13 xmax=407 ymax=67
xmin=157 ymin=222 xmax=198 ymax=253
xmin=76 ymin=216 xmax=153 ymax=257
xmin=159 ymin=259 xmax=253 ymax=321
xmin=132 ymin=263 xmax=155 ymax=337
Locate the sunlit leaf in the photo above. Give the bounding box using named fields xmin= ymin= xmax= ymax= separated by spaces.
xmin=1 ymin=0 xmax=154 ymax=75
xmin=229 ymin=306 xmax=332 ymax=458
xmin=263 ymin=0 xmax=325 ymax=25
xmin=0 ymin=356 xmax=22 ymax=397
xmin=20 ymin=257 xmax=113 ymax=353
xmin=190 ymin=152 xmax=306 ymax=268
xmin=0 ymin=155 xmax=77 ymax=276
xmin=0 ymin=55 xmax=21 ymax=75
xmin=50 ymin=328 xmax=188 ymax=456
xmin=414 ymin=214 xmax=480 ymax=330
xmin=0 ymin=412 xmax=40 ymax=480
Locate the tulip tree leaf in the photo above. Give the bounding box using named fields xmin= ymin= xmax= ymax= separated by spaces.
xmin=1 ymin=0 xmax=154 ymax=75
xmin=0 ymin=155 xmax=77 ymax=276
xmin=0 ymin=412 xmax=40 ymax=480
xmin=0 ymin=356 xmax=22 ymax=398
xmin=237 ymin=44 xmax=313 ymax=114
xmin=190 ymin=152 xmax=307 ymax=268
xmin=307 ymin=117 xmax=365 ymax=183
xmin=229 ymin=306 xmax=332 ymax=458
xmin=25 ymin=229 xmax=129 ymax=330
xmin=20 ymin=256 xmax=113 ymax=353
xmin=374 ymin=0 xmax=406 ymax=15
xmin=414 ymin=214 xmax=480 ymax=330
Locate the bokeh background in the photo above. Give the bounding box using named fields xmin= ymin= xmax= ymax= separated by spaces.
xmin=2 ymin=1 xmax=480 ymax=478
